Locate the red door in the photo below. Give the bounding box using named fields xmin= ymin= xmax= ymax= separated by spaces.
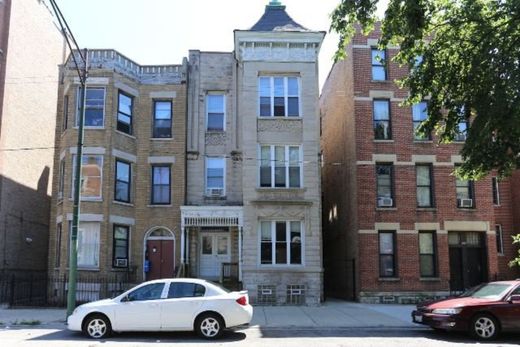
xmin=146 ymin=240 xmax=174 ymax=281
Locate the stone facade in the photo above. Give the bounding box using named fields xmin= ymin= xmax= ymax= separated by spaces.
xmin=0 ymin=0 xmax=65 ymax=273
xmin=320 ymin=24 xmax=520 ymax=303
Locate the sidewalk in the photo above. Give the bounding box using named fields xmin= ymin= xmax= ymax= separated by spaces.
xmin=0 ymin=300 xmax=417 ymax=329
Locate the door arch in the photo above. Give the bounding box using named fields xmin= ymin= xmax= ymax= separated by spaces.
xmin=143 ymin=227 xmax=176 ymax=281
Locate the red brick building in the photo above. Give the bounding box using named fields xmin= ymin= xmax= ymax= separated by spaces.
xmin=320 ymin=25 xmax=520 ymax=303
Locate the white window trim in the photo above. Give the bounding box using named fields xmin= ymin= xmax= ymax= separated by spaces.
xmin=205 ymin=157 xmax=226 ymax=196
xmin=75 ymin=86 xmax=106 ymax=129
xmin=495 ymin=224 xmax=504 ymax=255
xmin=258 ymin=220 xmax=305 ymax=267
xmin=70 ymin=221 xmax=100 ymax=269
xmin=257 ymin=144 xmax=303 ymax=188
xmin=58 ymin=158 xmax=65 ymax=201
xmin=71 ymin=154 xmax=104 ymax=201
xmin=205 ymin=93 xmax=226 ymax=131
xmin=258 ymin=76 xmax=302 ymax=118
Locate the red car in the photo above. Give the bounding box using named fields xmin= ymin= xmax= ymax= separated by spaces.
xmin=412 ymin=280 xmax=520 ymax=340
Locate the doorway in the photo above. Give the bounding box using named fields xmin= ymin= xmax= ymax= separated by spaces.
xmin=199 ymin=232 xmax=231 ymax=280
xmin=448 ymin=231 xmax=487 ymax=292
xmin=144 ymin=228 xmax=175 ymax=281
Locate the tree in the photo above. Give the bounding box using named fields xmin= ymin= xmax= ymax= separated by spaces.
xmin=331 ymin=0 xmax=520 ymax=180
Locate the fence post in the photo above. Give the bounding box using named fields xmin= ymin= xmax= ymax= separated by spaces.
xmin=9 ymin=274 xmax=15 ymax=307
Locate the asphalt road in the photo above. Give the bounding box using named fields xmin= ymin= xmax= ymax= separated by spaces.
xmin=0 ymin=324 xmax=519 ymax=346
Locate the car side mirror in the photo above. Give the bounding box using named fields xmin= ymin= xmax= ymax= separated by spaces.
xmin=121 ymin=295 xmax=131 ymax=303
xmin=508 ymin=294 xmax=520 ymax=303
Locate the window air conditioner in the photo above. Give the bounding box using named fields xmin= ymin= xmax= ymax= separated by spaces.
xmin=115 ymin=259 xmax=128 ymax=267
xmin=459 ymin=198 xmax=473 ymax=208
xmin=378 ymin=197 xmax=393 ymax=207
xmin=206 ymin=188 xmax=224 ymax=196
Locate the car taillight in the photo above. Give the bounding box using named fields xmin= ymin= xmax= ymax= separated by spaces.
xmin=236 ymin=296 xmax=247 ymax=306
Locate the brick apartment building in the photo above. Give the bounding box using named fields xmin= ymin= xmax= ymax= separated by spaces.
xmin=0 ymin=0 xmax=65 ymax=274
xmin=320 ymin=24 xmax=520 ymax=303
xmin=48 ymin=50 xmax=188 ymax=288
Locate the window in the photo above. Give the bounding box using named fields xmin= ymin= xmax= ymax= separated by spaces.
xmin=455 ymin=120 xmax=468 ymax=141
xmin=260 ymin=221 xmax=302 ymax=265
xmin=127 ymin=283 xmax=165 ymax=301
xmin=151 ymin=165 xmax=171 ymax=204
xmin=167 ymin=282 xmax=206 ymax=298
xmin=76 ymin=87 xmax=104 ymax=127
xmin=419 ymin=231 xmax=437 ymax=277
xmin=55 ymin=223 xmax=62 ymax=268
xmin=492 ymin=177 xmax=500 ymax=205
xmin=115 ymin=160 xmax=131 ymax=203
xmin=379 ymin=231 xmax=396 ymax=277
xmin=206 ymin=94 xmax=225 ymax=131
xmin=117 ymin=91 xmax=133 ymax=134
xmin=260 ymin=145 xmax=301 ymax=188
xmin=71 ymin=155 xmax=103 ymax=199
xmin=412 ymin=102 xmax=430 ymax=140
xmin=259 ymin=76 xmax=300 ymax=117
xmin=206 ymin=158 xmax=225 ymax=195
xmin=371 ymin=48 xmax=386 ymax=80
xmin=456 ymin=173 xmax=474 ymax=208
xmin=58 ymin=159 xmax=65 ymax=200
xmin=376 ymin=164 xmax=394 ymax=207
xmin=74 ymin=222 xmax=100 ymax=268
xmin=495 ymin=225 xmax=504 ymax=255
xmin=113 ymin=225 xmax=129 ymax=268
xmin=416 ymin=164 xmax=434 ymax=207
xmin=62 ymin=95 xmax=69 ymax=131
xmin=373 ymin=100 xmax=391 ymax=140
xmin=153 ymin=100 xmax=172 ymax=138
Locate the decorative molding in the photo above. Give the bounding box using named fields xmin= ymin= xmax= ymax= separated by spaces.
xmin=257 ymin=118 xmax=302 ymax=133
xmin=444 ymin=220 xmax=489 ymax=232
xmin=150 ymin=91 xmax=176 ymax=99
xmin=114 ymin=81 xmax=139 ymax=97
xmin=113 ymin=149 xmax=137 ymax=163
xmin=148 ymin=156 xmax=175 ymax=164
xmin=73 ymin=77 xmax=109 ymax=85
xmin=70 ymin=147 xmax=105 ymax=155
xmin=66 ymin=213 xmax=104 ymax=222
xmin=369 ymin=90 xmax=394 ymax=99
xmin=205 ymin=132 xmax=227 ymax=146
xmin=109 ymin=215 xmax=135 ymax=226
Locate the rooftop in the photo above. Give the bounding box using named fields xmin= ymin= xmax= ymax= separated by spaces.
xmin=249 ymin=1 xmax=307 ymax=32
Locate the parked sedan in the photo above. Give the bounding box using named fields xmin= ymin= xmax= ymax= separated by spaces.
xmin=412 ymin=280 xmax=520 ymax=340
xmin=67 ymin=278 xmax=253 ymax=339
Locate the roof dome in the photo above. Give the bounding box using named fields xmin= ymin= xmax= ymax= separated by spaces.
xmin=250 ymin=1 xmax=307 ymax=32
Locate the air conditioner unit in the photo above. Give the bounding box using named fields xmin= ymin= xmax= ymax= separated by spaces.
xmin=378 ymin=197 xmax=393 ymax=207
xmin=206 ymin=188 xmax=224 ymax=196
xmin=115 ymin=259 xmax=128 ymax=267
xmin=459 ymin=198 xmax=473 ymax=208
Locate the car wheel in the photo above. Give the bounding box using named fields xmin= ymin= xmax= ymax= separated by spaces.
xmin=83 ymin=314 xmax=111 ymax=339
xmin=470 ymin=314 xmax=499 ymax=340
xmin=195 ymin=313 xmax=224 ymax=339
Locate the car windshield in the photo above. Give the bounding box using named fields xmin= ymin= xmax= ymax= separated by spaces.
xmin=462 ymin=283 xmax=513 ymax=299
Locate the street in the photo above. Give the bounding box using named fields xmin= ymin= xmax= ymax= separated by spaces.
xmin=1 ymin=324 xmax=519 ymax=347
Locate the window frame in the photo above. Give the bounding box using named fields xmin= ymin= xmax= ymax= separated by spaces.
xmin=455 ymin=120 xmax=469 ymax=142
xmin=412 ymin=101 xmax=431 ymax=140
xmin=259 ymin=220 xmax=304 ymax=266
xmin=419 ymin=231 xmax=438 ymax=278
xmin=151 ymin=164 xmax=171 ymax=205
xmin=58 ymin=158 xmax=65 ymax=201
xmin=152 ymin=99 xmax=173 ymax=138
xmin=117 ymin=90 xmax=133 ymax=135
xmin=258 ymin=145 xmax=303 ymax=188
xmin=72 ymin=222 xmax=100 ymax=269
xmin=205 ymin=157 xmax=226 ymax=196
xmin=75 ymin=87 xmax=106 ymax=128
xmin=371 ymin=48 xmax=387 ymax=81
xmin=455 ymin=170 xmax=475 ymax=208
xmin=55 ymin=223 xmax=62 ymax=268
xmin=62 ymin=95 xmax=69 ymax=132
xmin=71 ymin=154 xmax=104 ymax=200
xmin=376 ymin=163 xmax=395 ymax=207
xmin=114 ymin=159 xmax=131 ymax=203
xmin=495 ymin=224 xmax=504 ymax=255
xmin=492 ymin=177 xmax=500 ymax=205
xmin=378 ymin=231 xmax=397 ymax=278
xmin=206 ymin=93 xmax=226 ymax=131
xmin=258 ymin=76 xmax=301 ymax=118
xmin=373 ymin=99 xmax=392 ymax=140
xmin=112 ymin=224 xmax=130 ymax=268
xmin=416 ymin=164 xmax=434 ymax=207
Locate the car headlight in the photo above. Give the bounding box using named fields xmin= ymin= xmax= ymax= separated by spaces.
xmin=432 ymin=308 xmax=463 ymax=315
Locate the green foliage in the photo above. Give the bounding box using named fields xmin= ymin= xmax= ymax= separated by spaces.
xmin=509 ymin=234 xmax=520 ymax=268
xmin=330 ymin=0 xmax=520 ymax=180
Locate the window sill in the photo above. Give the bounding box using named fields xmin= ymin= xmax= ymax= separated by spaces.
xmin=57 ymin=198 xmax=63 ymax=205
xmin=256 ymin=187 xmax=306 ymax=193
xmin=204 ymin=195 xmax=227 ymax=200
xmin=378 ymin=277 xmax=400 ymax=282
xmin=376 ymin=207 xmax=397 ymax=211
xmin=457 ymin=207 xmax=476 ymax=211
xmin=371 ymin=80 xmax=390 ymax=83
xmin=498 ymin=253 xmax=505 ymax=257
xmin=493 ymin=204 xmax=501 ymax=207
xmin=257 ymin=116 xmax=302 ymax=120
xmin=115 ymin=130 xmax=136 ymax=140
xmin=113 ymin=200 xmax=134 ymax=207
xmin=69 ymin=198 xmax=103 ymax=202
xmin=150 ymin=137 xmax=174 ymax=141
xmin=77 ymin=267 xmax=100 ymax=272
xmin=413 ymin=140 xmax=433 ymax=144
xmin=73 ymin=126 xmax=105 ymax=130
xmin=111 ymin=267 xmax=130 ymax=271
xmin=373 ymin=139 xmax=394 ymax=143
xmin=420 ymin=277 xmax=441 ymax=282
xmin=416 ymin=207 xmax=437 ymax=212
xmin=147 ymin=204 xmax=172 ymax=208
xmin=205 ymin=130 xmax=226 ymax=134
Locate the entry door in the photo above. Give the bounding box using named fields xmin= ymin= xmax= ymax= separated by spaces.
xmin=146 ymin=240 xmax=174 ymax=281
xmin=448 ymin=232 xmax=487 ymax=292
xmin=199 ymin=233 xmax=230 ymax=279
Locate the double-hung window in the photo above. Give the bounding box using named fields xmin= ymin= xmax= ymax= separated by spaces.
xmin=376 ymin=164 xmax=394 ymax=207
xmin=62 ymin=95 xmax=69 ymax=131
xmin=153 ymin=100 xmax=172 ymax=138
xmin=74 ymin=222 xmax=100 ymax=269
xmin=206 ymin=94 xmax=225 ymax=131
xmin=260 ymin=145 xmax=301 ymax=188
xmin=371 ymin=48 xmax=386 ymax=80
xmin=492 ymin=177 xmax=500 ymax=205
xmin=412 ymin=102 xmax=430 ymax=140
xmin=55 ymin=223 xmax=62 ymax=268
xmin=379 ymin=231 xmax=396 ymax=277
xmin=58 ymin=158 xmax=65 ymax=200
xmin=416 ymin=164 xmax=434 ymax=207
xmin=151 ymin=165 xmax=171 ymax=205
xmin=373 ymin=100 xmax=391 ymax=140
xmin=455 ymin=120 xmax=468 ymax=142
xmin=260 ymin=221 xmax=302 ymax=265
xmin=115 ymin=159 xmax=131 ymax=203
xmin=206 ymin=158 xmax=225 ymax=196
xmin=259 ymin=76 xmax=300 ymax=117
xmin=456 ymin=173 xmax=474 ymax=208
xmin=419 ymin=231 xmax=437 ymax=277
xmin=71 ymin=155 xmax=103 ymax=199
xmin=77 ymin=87 xmax=105 ymax=127
xmin=113 ymin=225 xmax=129 ymax=268
xmin=117 ymin=91 xmax=133 ymax=134
xmin=495 ymin=224 xmax=504 ymax=254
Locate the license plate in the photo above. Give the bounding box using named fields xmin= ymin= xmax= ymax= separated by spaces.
xmin=414 ymin=314 xmax=423 ymax=323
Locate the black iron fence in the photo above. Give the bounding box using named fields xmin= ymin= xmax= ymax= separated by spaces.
xmin=0 ymin=271 xmax=139 ymax=307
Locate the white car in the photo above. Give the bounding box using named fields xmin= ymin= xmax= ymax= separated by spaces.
xmin=67 ymin=278 xmax=253 ymax=339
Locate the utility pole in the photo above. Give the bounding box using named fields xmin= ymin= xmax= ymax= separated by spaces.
xmin=48 ymin=0 xmax=88 ymax=317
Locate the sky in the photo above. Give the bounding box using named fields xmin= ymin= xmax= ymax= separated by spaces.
xmin=53 ymin=0 xmax=387 ymax=90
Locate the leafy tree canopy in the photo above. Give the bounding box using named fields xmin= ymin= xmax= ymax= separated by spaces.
xmin=331 ymin=0 xmax=520 ymax=180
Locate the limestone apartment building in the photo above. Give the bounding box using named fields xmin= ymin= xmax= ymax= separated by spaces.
xmin=0 ymin=0 xmax=65 ymax=275
xmin=320 ymin=25 xmax=520 ymax=303
xmin=49 ymin=1 xmax=325 ymax=305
